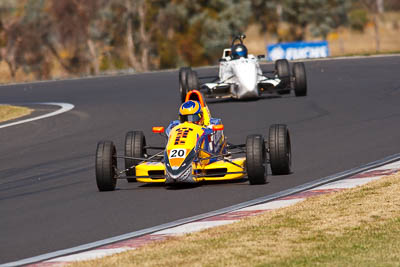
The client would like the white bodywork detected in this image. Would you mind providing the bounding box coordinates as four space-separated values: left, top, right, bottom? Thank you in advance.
203 49 281 99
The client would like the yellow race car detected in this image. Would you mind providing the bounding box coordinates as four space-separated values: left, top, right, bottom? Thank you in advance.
95 90 291 190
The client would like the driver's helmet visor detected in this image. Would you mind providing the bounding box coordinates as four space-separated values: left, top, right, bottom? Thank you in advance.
180 113 202 123
233 46 247 58
236 50 246 57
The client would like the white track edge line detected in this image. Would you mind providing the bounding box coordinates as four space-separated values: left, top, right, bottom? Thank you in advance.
0 103 75 129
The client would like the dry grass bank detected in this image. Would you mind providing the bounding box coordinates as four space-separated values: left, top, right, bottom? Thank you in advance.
72 171 400 266
0 105 33 123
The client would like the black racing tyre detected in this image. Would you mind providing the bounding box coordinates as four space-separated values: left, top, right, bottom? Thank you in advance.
96 140 117 191
186 69 199 92
179 67 191 103
246 134 267 185
269 124 291 175
125 131 146 182
275 59 290 94
293 62 307 96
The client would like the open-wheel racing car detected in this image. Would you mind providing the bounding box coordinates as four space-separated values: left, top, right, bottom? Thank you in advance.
95 90 292 191
179 34 307 102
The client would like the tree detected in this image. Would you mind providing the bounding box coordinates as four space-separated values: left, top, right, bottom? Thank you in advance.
160 0 252 67
281 0 350 41
0 0 54 79
0 0 366 80
46 0 104 74
357 0 383 52
123 0 168 71
250 0 279 34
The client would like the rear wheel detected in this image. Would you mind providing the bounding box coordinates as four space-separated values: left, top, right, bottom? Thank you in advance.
246 135 267 185
293 62 307 96
275 59 290 94
125 131 146 182
186 69 199 92
179 67 191 103
269 124 291 175
96 141 117 191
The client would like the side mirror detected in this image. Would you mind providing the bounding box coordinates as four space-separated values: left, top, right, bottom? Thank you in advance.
219 58 227 62
152 126 165 133
212 124 224 131
257 55 265 59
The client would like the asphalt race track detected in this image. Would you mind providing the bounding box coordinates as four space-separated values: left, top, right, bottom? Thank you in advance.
1 56 400 263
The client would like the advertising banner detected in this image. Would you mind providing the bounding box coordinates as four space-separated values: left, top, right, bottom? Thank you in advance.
267 41 329 61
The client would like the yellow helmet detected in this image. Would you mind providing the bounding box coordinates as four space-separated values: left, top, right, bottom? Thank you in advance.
179 100 203 124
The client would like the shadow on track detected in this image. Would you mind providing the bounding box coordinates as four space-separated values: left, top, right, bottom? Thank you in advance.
206 94 295 105
116 178 257 191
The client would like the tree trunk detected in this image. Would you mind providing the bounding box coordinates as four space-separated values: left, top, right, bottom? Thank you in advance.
138 2 149 71
373 14 380 52
87 39 99 75
125 0 142 72
6 60 16 79
339 36 345 55
377 0 384 13
43 39 75 73
3 47 17 79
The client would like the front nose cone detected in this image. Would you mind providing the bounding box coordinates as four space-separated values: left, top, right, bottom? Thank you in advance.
234 61 259 98
240 74 257 92
165 165 195 184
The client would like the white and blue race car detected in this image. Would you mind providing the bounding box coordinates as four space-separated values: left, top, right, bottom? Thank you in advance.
179 35 307 102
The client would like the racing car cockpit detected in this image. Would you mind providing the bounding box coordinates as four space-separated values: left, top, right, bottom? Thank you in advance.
184 90 211 126
165 90 220 136
219 34 248 62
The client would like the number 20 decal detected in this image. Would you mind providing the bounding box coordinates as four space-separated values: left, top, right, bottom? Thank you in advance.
169 149 186 158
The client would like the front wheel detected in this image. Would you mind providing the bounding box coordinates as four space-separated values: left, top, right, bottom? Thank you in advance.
96 141 117 191
269 124 291 175
246 135 267 185
275 59 290 94
125 131 146 182
293 62 307 96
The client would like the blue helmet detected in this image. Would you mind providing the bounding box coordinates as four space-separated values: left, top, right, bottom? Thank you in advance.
231 44 248 59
